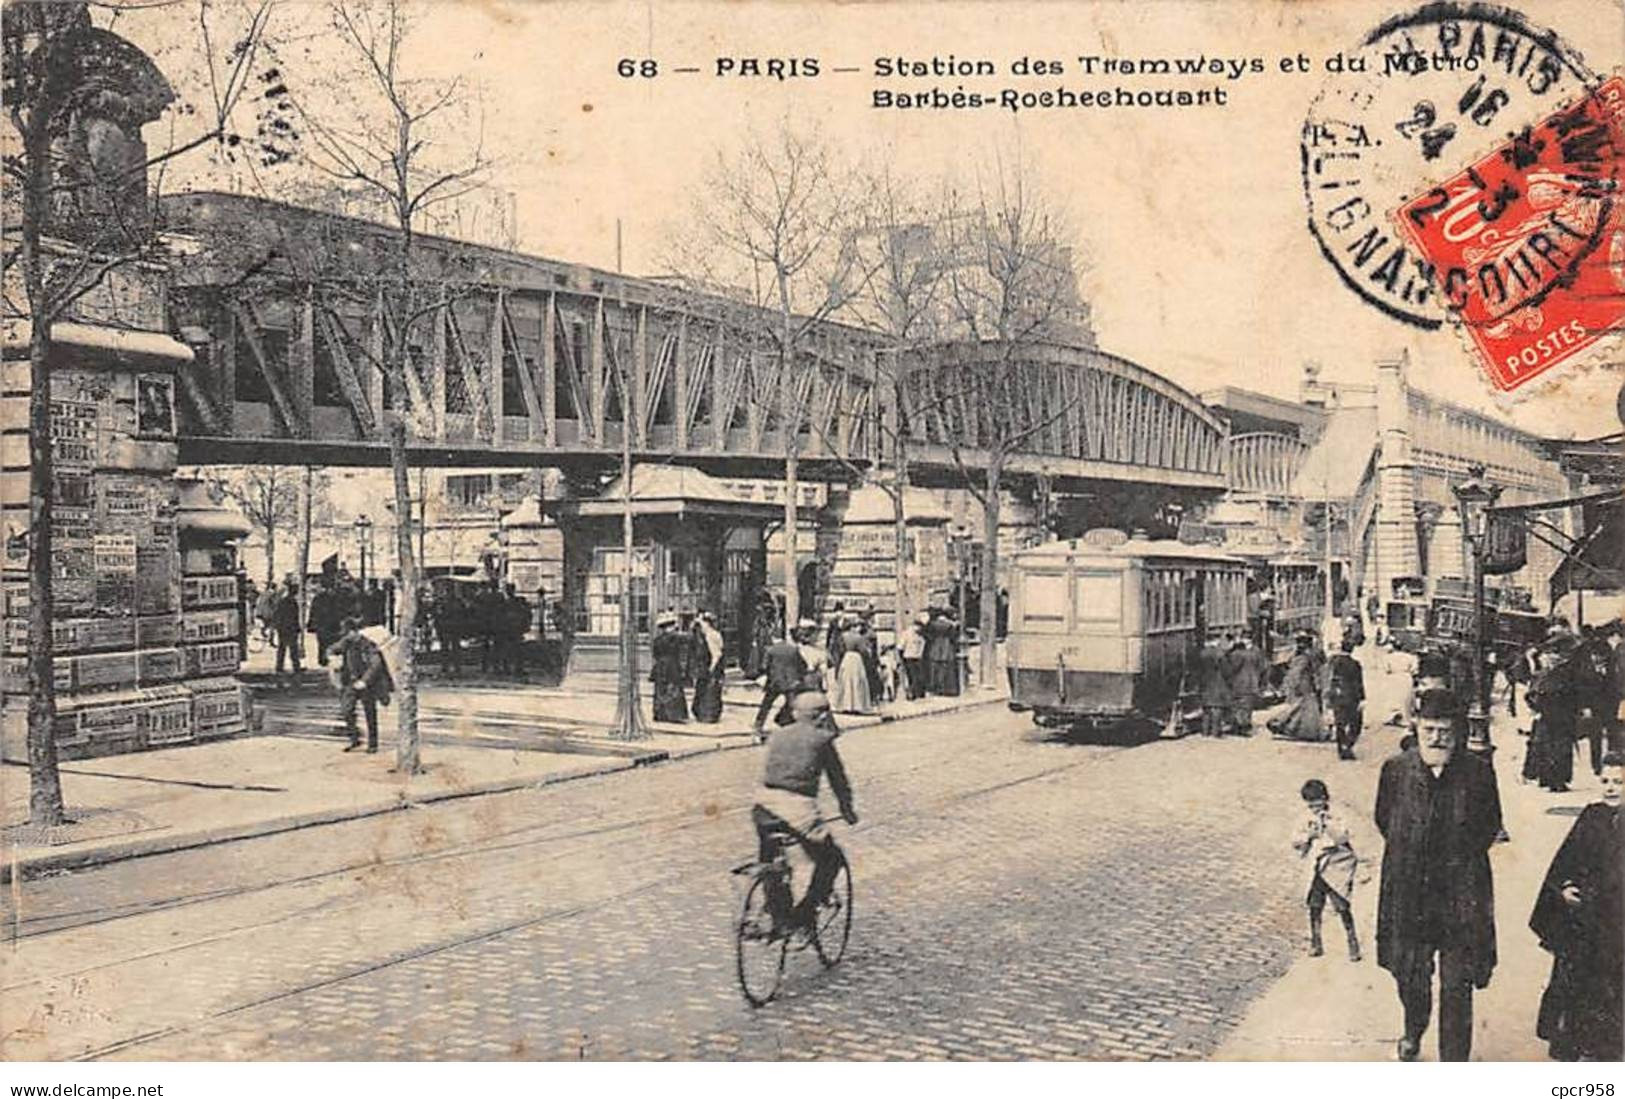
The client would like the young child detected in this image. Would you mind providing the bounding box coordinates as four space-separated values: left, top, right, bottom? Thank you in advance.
1291 779 1362 961
877 642 899 704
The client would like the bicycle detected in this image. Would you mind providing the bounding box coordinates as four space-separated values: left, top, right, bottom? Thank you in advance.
731 814 853 1007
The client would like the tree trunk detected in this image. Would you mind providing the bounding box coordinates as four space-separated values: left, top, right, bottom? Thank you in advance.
26 319 65 826
20 98 65 826
297 467 313 589
263 506 277 588
783 448 798 639
611 412 646 739
387 419 422 774
979 456 1003 690
889 366 910 638
892 470 908 638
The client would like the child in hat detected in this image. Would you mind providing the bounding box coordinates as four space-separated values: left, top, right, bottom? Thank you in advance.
1291 778 1362 960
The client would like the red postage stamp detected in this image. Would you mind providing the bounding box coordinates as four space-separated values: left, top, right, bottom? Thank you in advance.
1392 75 1625 392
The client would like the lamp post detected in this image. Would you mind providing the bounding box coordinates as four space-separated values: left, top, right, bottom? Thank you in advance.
1451 463 1503 755
354 514 374 587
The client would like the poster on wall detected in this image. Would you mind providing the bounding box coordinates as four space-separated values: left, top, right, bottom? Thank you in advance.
136 374 175 438
94 534 138 617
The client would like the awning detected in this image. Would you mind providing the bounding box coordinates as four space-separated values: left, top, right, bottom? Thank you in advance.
1550 496 1625 598
2 320 194 365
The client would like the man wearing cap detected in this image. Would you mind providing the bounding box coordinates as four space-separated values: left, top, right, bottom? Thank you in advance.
753 691 859 930
1375 688 1503 1062
753 619 811 741
326 616 391 753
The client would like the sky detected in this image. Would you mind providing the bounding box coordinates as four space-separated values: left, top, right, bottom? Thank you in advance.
122 0 1625 442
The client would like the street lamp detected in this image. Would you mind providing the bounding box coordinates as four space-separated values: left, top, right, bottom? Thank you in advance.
1451 462 1503 755
354 513 374 587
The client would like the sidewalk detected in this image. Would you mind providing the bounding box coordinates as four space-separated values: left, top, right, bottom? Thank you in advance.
0 672 1005 882
1216 652 1601 1062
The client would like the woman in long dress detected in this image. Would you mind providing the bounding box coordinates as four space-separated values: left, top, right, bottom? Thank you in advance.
832 619 873 715
1268 635 1326 741
1529 751 1622 1061
649 615 690 723
691 612 726 723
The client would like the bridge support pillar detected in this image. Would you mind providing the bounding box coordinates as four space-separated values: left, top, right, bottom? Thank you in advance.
1372 351 1422 607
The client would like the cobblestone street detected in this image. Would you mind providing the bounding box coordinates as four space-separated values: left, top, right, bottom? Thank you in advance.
3 691 1368 1063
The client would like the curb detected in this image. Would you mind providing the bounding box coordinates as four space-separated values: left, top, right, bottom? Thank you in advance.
2 692 1005 883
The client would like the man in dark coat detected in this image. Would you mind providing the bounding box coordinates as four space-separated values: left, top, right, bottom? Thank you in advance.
1325 636 1366 760
925 609 960 697
273 579 303 678
1375 689 1503 1062
436 584 467 678
754 621 811 741
307 579 341 669
649 613 690 723
326 616 391 753
1527 634 1581 792
1529 750 1623 1061
1199 637 1231 736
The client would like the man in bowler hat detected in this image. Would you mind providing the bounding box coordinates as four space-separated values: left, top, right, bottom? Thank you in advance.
1375 688 1502 1061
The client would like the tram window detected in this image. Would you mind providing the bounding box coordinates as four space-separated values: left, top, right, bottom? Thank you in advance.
1075 570 1120 622
1020 571 1067 631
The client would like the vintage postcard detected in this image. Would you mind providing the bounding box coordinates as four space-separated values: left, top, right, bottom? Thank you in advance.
2 0 1622 1078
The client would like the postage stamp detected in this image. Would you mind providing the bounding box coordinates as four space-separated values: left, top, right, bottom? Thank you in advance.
1392 75 1625 391
1301 2 1622 390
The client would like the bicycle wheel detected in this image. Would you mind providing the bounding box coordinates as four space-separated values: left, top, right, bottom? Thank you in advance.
735 873 788 1007
810 848 852 968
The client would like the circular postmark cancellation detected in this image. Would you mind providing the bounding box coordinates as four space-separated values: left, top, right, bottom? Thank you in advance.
1302 3 1624 391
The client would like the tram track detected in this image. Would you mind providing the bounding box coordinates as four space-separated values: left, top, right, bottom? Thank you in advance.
2 715 1154 1061
7 716 1132 947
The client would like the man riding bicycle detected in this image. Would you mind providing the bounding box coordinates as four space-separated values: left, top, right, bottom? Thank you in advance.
753 691 858 930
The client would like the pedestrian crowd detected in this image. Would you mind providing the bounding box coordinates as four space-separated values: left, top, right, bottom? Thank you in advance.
247 566 395 683
738 604 965 741
648 609 727 724
1280 611 1622 1063
248 567 543 685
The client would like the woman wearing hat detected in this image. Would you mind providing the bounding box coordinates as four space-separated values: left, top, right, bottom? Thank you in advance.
1268 633 1327 742
831 615 873 715
650 613 690 723
691 611 726 723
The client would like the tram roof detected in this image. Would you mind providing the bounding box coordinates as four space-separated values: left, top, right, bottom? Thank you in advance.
1014 537 1244 565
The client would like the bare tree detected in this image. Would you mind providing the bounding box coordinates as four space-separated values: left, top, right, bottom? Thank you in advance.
670 120 874 634
2 0 281 825
807 168 953 636
213 466 301 585
287 0 492 774
931 160 1093 687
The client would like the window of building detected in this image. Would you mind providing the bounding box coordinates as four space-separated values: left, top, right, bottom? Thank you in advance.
445 474 491 509
575 546 651 636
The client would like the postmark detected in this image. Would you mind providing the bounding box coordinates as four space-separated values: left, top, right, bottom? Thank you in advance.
1301 2 1611 337
1391 76 1625 390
